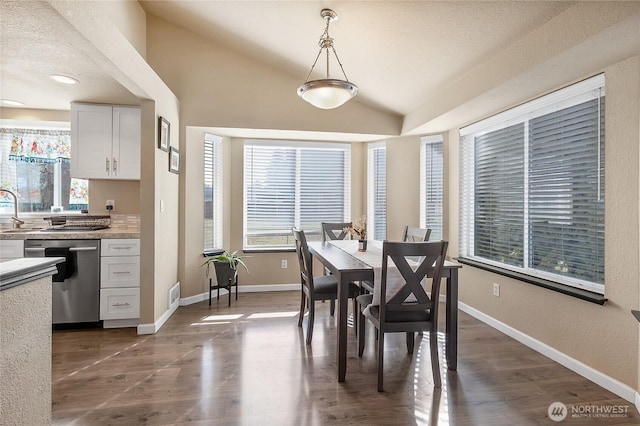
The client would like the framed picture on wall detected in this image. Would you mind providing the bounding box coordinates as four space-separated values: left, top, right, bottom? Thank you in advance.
158 116 170 151
169 146 180 174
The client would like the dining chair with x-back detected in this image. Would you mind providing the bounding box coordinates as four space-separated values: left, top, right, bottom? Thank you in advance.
292 227 360 345
402 225 431 242
357 240 448 391
321 222 353 242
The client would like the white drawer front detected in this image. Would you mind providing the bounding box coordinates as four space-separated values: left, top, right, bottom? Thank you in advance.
101 256 140 288
0 240 24 261
101 239 140 256
100 288 140 320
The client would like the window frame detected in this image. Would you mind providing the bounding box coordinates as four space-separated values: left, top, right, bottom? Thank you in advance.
203 133 223 252
419 135 444 241
243 139 351 251
459 74 606 298
367 142 386 241
0 123 89 216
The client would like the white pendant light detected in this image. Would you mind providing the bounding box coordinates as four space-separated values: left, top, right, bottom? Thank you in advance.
297 9 358 109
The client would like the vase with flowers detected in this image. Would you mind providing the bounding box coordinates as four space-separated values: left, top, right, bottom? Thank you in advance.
344 216 367 251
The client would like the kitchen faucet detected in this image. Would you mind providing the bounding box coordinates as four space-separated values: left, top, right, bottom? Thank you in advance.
0 188 25 228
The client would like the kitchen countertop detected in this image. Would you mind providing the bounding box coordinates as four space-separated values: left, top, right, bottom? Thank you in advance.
0 257 63 290
0 227 140 240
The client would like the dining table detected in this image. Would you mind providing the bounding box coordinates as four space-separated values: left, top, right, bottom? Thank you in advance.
307 239 462 382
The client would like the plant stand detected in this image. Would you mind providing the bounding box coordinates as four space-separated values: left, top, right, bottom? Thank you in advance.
209 262 238 307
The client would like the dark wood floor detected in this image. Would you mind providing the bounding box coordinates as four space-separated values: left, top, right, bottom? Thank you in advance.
52 291 638 425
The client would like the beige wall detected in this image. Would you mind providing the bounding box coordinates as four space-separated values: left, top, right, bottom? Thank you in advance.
48 1 181 326
445 56 639 388
178 133 366 295
88 180 140 215
385 136 421 241
101 0 147 59
145 15 402 137
0 108 70 122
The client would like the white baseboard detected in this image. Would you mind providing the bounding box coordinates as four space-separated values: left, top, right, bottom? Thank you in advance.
137 281 181 335
459 302 637 405
180 283 299 306
103 318 138 329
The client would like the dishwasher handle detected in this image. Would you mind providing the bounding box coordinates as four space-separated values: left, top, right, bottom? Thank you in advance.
25 246 98 253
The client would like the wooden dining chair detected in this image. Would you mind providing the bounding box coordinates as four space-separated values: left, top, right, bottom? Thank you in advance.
357 240 448 391
292 227 360 345
321 221 353 297
321 222 352 242
361 226 432 295
402 225 431 242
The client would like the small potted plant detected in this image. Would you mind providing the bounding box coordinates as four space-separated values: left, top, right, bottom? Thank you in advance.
202 250 250 292
344 216 367 251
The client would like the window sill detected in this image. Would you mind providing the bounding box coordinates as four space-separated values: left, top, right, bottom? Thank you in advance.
203 249 225 257
242 248 296 254
456 257 607 305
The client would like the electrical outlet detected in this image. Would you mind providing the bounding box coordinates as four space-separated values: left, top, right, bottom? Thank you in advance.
106 199 115 211
281 259 287 269
493 283 500 297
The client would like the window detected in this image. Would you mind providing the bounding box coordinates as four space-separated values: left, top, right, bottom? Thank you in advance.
368 143 386 240
244 140 351 249
204 133 223 252
420 135 444 240
459 75 605 294
0 126 88 214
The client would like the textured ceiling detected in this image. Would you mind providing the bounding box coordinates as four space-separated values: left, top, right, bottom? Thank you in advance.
0 0 139 111
0 1 573 117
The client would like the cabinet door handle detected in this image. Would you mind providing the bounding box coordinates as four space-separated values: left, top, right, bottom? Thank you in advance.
105 158 110 172
113 158 117 173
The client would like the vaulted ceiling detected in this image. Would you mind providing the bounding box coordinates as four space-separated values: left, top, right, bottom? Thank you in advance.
1 1 572 118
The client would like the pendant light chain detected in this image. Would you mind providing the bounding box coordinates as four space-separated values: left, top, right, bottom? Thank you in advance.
302 12 350 83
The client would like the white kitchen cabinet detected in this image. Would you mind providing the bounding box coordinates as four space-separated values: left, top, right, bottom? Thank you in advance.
101 256 140 288
71 103 141 180
100 239 140 328
100 288 140 320
0 240 24 262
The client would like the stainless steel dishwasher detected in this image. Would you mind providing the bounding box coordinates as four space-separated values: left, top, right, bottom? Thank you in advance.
24 239 101 326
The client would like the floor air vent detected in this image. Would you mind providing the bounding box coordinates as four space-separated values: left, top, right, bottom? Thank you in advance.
169 282 180 309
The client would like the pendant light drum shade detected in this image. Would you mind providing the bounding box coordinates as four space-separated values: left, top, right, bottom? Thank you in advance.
297 9 358 109
297 79 358 109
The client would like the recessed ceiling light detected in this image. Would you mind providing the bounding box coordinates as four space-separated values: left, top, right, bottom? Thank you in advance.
1 99 25 106
49 74 79 85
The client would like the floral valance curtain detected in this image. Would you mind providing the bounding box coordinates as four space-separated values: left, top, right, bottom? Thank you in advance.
1 128 71 163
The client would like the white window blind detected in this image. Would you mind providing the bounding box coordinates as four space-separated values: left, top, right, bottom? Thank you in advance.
459 74 605 294
420 135 444 240
204 134 223 251
244 140 351 249
368 143 386 240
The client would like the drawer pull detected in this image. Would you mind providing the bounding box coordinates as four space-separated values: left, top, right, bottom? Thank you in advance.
113 271 131 275
111 246 132 250
112 302 130 307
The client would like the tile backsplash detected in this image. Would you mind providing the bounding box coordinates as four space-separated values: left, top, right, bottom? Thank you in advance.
0 213 140 231
109 214 140 229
